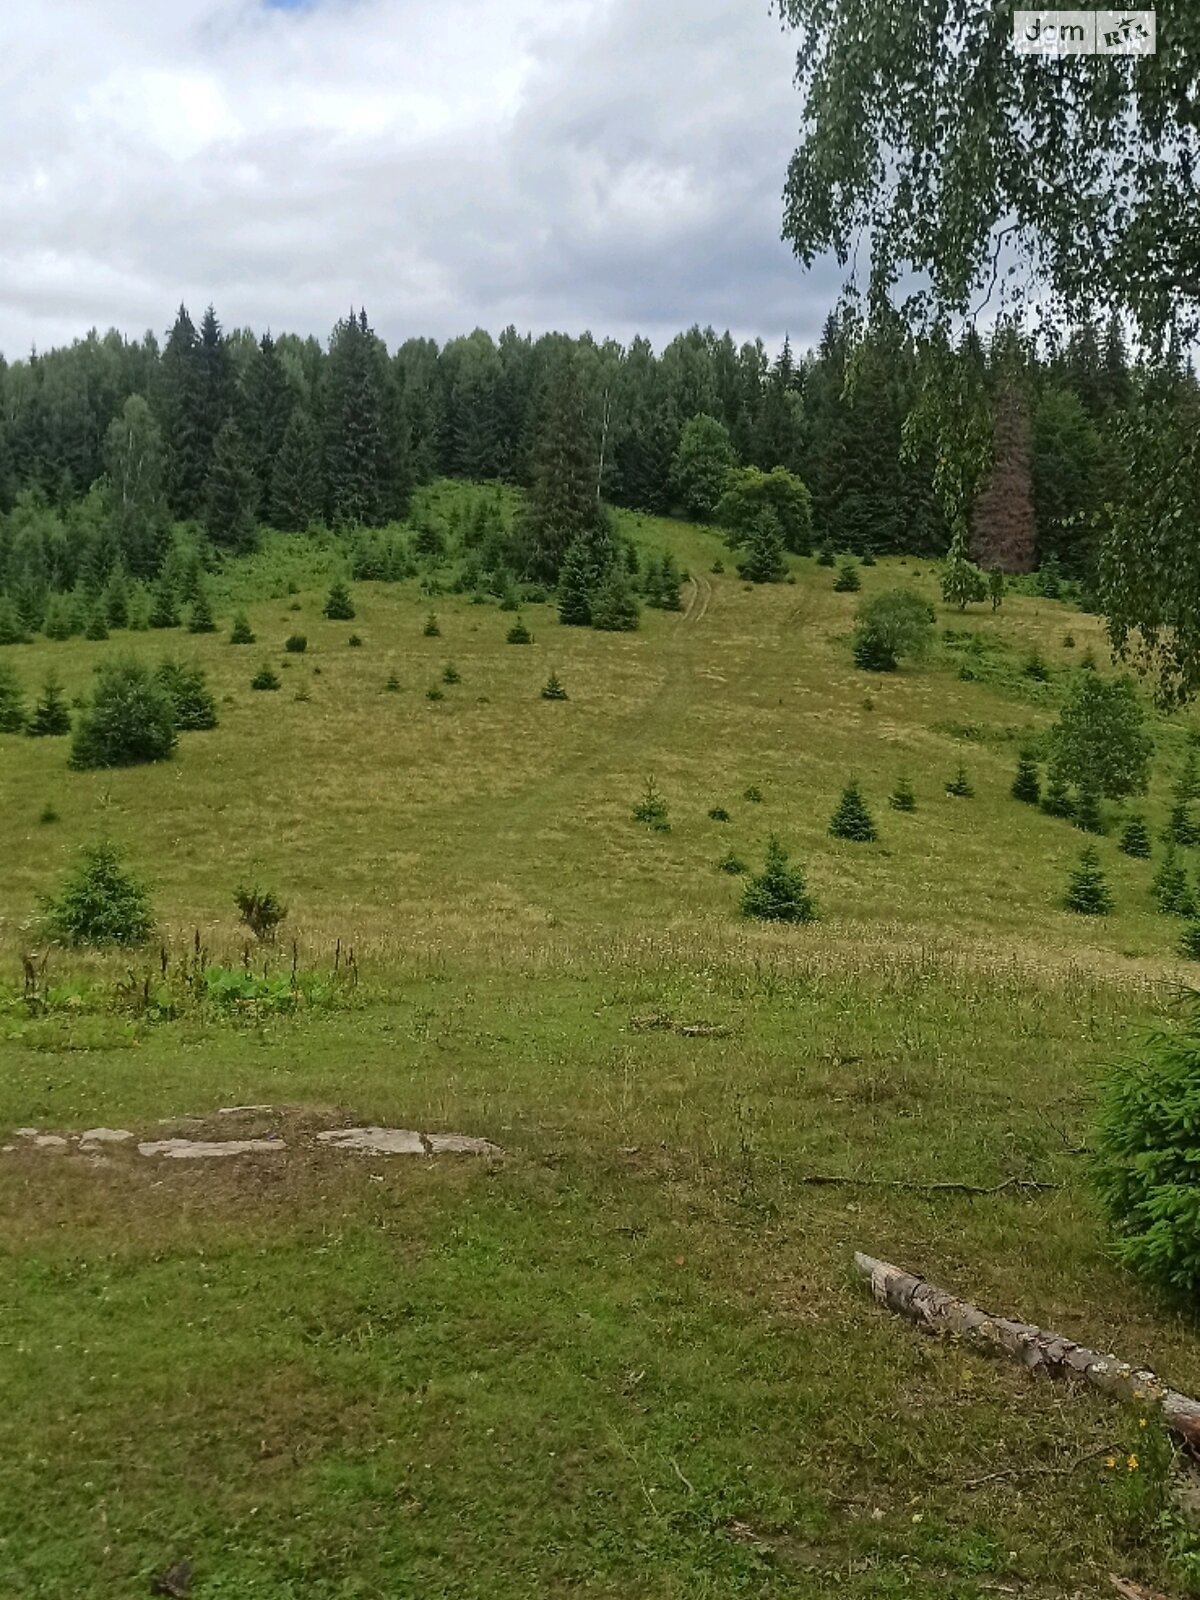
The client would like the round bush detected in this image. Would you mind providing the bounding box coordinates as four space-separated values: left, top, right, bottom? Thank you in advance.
69 659 178 770
1095 1005 1200 1298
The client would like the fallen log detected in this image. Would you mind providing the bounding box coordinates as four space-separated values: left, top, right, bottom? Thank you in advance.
854 1252 1200 1452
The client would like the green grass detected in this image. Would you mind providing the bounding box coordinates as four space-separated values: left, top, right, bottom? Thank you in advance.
2 487 1200 1596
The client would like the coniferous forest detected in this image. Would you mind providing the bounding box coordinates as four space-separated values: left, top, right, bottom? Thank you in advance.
0 300 1187 632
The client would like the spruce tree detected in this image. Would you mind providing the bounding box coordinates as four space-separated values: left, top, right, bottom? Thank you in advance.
740 836 817 923
423 613 441 638
738 509 787 584
229 613 256 645
889 776 917 812
1119 815 1152 858
157 304 207 519
655 551 684 611
1179 921 1200 962
1064 844 1112 915
150 580 180 630
506 617 533 644
0 663 26 732
541 671 568 701
1164 752 1200 846
946 763 975 798
590 561 640 632
832 557 861 592
1011 751 1041 805
323 580 356 621
187 584 217 634
69 659 178 770
1073 781 1105 835
242 331 293 515
205 417 259 552
85 605 109 642
557 536 594 626
829 780 878 841
43 596 74 640
251 664 281 691
324 308 394 528
26 675 71 737
1041 770 1075 818
271 406 323 532
988 567 1006 611
816 540 836 567
0 596 29 644
104 566 130 629
1153 847 1195 917
520 354 602 582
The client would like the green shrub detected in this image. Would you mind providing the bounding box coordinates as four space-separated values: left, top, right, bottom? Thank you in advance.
38 804 59 825
1119 815 1152 858
1063 844 1112 914
718 852 747 875
0 596 30 644
743 785 764 803
187 586 217 634
41 841 154 947
230 613 256 645
442 662 461 684
740 836 817 923
541 671 568 701
1023 650 1050 682
829 780 878 841
426 685 445 701
84 605 109 642
70 659 178 770
251 665 281 691
708 806 731 821
155 661 218 730
284 634 308 654
1040 771 1075 819
633 777 670 832
852 589 934 672
384 674 401 692
233 883 288 942
1094 1000 1200 1297
506 617 533 645
0 664 27 732
323 580 356 620
1073 782 1105 836
348 634 363 648
26 676 71 738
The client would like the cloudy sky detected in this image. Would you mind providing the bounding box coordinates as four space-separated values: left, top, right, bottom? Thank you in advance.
0 0 842 360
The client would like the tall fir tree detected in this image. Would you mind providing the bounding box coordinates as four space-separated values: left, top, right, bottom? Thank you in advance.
205 418 259 552
156 304 207 519
271 406 323 532
241 332 294 517
520 354 602 583
104 395 170 578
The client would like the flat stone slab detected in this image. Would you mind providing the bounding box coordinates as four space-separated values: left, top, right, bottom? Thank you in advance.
316 1127 426 1156
79 1128 134 1147
426 1133 502 1156
138 1138 286 1160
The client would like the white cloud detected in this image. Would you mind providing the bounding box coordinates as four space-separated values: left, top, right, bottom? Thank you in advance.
0 0 839 358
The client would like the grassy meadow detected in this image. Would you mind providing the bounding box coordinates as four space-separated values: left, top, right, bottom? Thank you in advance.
2 486 1200 1597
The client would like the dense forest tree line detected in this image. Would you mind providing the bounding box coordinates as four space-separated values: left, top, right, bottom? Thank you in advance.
0 300 1192 627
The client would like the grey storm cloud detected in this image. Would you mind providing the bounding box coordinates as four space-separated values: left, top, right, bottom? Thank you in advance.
0 0 844 358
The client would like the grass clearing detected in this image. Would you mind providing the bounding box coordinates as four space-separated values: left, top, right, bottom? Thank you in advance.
2 492 1200 1595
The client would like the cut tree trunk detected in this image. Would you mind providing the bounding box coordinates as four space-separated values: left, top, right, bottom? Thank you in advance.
854 1252 1200 1451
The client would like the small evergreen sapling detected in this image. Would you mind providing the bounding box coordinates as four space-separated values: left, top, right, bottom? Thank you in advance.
816 541 836 567
889 776 916 812
1152 847 1195 917
829 780 878 841
284 634 307 654
155 661 218 730
384 673 401 692
423 613 441 638
740 836 817 923
1011 751 1041 805
987 567 1005 611
633 777 670 832
0 664 26 732
743 785 764 803
718 852 747 874
26 676 71 737
541 671 568 701
149 582 180 630
1119 815 1152 858
832 558 861 593
347 634 363 648
1041 771 1075 818
1064 845 1112 915
946 763 974 798
442 662 461 684
323 580 356 621
0 596 29 645
1073 781 1105 835
85 605 110 642
506 617 533 645
708 806 731 821
230 613 256 644
187 585 217 634
42 841 155 947
1023 650 1050 682
251 665 281 691
590 563 641 630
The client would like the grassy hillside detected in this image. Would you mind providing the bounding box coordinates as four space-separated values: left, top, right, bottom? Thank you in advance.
3 486 1200 1598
